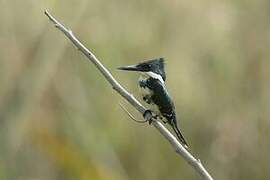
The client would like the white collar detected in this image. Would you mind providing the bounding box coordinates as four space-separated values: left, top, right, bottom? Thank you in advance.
145 72 165 84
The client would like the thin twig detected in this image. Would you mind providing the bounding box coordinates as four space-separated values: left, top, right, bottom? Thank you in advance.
44 10 214 180
119 102 148 123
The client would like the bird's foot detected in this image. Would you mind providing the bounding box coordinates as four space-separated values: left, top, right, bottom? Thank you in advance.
143 109 157 124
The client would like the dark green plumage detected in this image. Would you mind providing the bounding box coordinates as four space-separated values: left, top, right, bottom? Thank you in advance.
118 58 188 147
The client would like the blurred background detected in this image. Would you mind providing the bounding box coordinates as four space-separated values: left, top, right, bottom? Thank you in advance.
1 0 270 179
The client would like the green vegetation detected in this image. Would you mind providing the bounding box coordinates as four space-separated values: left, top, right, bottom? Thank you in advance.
0 0 269 179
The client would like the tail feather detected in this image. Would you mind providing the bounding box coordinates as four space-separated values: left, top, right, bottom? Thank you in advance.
170 119 188 148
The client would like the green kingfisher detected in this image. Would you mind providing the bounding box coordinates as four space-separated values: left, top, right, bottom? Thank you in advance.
118 58 188 147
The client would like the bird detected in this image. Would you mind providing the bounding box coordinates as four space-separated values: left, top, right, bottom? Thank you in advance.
117 58 188 147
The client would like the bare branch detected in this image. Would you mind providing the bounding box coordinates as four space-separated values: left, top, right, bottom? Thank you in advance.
44 10 214 180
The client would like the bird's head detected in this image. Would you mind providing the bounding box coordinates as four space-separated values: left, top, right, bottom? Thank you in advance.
117 58 166 81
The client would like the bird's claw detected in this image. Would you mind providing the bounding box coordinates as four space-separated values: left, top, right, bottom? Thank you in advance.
143 109 157 124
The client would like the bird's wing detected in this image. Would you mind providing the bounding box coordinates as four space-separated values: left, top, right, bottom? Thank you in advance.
147 78 175 115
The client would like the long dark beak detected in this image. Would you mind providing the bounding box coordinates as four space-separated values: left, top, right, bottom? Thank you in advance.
117 64 141 71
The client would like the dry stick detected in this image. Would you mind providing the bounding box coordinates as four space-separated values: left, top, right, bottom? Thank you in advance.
44 10 214 180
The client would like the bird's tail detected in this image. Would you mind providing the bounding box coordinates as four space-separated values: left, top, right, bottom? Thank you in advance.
170 118 188 148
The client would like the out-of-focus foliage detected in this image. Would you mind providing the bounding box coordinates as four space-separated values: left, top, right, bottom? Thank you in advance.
0 0 269 179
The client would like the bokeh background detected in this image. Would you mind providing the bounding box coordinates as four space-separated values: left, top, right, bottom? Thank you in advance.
1 0 270 179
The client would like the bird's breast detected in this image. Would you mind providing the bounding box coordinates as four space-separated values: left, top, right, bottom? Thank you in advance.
138 76 152 96
139 85 152 97
138 76 161 115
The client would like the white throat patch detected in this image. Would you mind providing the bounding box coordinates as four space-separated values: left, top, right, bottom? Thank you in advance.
145 72 164 84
